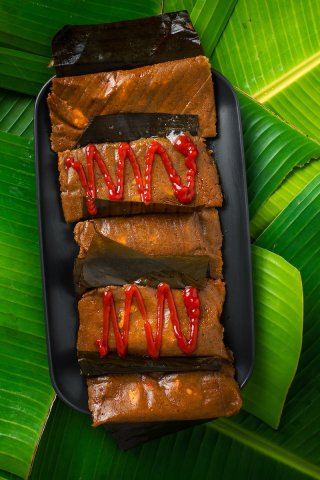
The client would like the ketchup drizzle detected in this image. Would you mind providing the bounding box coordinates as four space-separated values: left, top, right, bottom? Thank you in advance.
65 135 198 215
96 283 201 359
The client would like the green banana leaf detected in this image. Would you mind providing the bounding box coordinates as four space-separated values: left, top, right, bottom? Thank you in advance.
211 0 320 141
30 397 318 480
0 132 55 479
0 89 33 137
237 90 320 219
241 246 302 428
0 0 319 478
165 0 197 13
264 64 320 142
188 0 238 58
256 173 320 342
251 159 320 239
0 471 19 480
0 47 49 96
253 175 320 478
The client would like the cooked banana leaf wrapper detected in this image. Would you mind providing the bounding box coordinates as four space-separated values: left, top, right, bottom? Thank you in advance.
81 200 201 219
78 353 226 376
104 420 203 450
74 113 199 148
52 11 203 77
74 236 209 296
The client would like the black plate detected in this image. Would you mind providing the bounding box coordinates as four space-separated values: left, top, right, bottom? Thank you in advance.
34 70 254 417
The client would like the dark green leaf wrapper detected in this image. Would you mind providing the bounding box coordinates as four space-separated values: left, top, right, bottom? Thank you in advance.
74 113 199 148
78 353 226 376
52 11 203 77
82 199 202 218
74 236 209 296
104 420 204 450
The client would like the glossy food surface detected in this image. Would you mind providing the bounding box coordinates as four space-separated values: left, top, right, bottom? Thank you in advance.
48 56 216 151
87 370 242 424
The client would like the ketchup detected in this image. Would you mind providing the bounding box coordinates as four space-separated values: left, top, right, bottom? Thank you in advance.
66 135 198 215
96 283 201 359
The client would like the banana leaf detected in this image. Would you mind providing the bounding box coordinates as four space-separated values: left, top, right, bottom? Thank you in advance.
30 397 317 480
0 132 55 479
165 0 197 14
237 91 320 219
0 471 20 480
253 175 320 478
251 159 320 239
0 47 50 96
188 0 238 58
211 0 320 140
241 246 302 428
256 174 320 354
265 64 320 143
166 0 238 59
0 89 34 137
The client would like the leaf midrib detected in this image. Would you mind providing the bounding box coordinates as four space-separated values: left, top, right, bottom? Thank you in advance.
253 51 320 103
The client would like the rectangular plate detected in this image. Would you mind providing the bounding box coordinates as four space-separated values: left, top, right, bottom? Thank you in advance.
34 70 254 434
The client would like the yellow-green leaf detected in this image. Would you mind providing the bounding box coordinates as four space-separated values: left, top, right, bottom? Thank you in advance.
211 0 320 141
